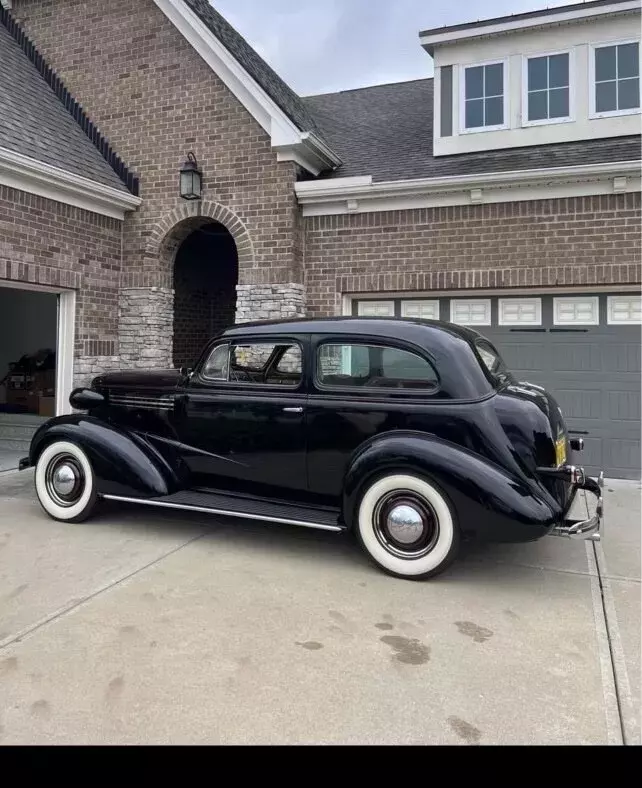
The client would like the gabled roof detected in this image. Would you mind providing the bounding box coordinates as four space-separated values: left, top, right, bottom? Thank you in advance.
304 79 642 182
183 0 324 138
0 22 128 191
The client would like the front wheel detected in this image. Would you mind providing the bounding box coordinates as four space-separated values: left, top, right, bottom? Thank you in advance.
355 473 459 580
35 440 98 523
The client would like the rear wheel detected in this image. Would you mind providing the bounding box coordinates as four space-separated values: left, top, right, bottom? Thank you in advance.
355 473 459 580
35 441 98 523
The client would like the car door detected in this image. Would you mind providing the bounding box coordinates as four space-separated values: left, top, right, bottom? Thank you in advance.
176 335 309 498
306 334 441 502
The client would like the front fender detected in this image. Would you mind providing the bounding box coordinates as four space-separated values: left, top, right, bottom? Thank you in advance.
28 415 182 498
343 431 561 543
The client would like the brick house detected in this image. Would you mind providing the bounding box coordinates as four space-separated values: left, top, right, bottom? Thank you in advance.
0 0 640 476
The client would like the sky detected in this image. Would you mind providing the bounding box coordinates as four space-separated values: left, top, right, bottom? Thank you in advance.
213 0 586 96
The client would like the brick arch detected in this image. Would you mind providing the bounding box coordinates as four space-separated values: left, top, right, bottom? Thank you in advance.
146 200 254 274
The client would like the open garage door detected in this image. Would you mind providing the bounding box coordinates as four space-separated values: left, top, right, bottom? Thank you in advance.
0 286 59 471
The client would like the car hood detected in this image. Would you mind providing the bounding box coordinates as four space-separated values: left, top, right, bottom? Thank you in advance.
92 369 182 391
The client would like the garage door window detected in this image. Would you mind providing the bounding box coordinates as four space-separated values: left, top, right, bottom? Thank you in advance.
607 296 642 324
553 297 599 325
498 298 542 326
357 301 395 317
401 300 440 320
450 299 491 326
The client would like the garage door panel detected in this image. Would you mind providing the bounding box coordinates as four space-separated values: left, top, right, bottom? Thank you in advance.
549 342 601 373
606 390 641 421
602 438 641 478
555 389 602 420
601 342 641 374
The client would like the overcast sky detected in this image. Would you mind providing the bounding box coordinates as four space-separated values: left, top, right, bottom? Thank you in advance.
213 0 585 96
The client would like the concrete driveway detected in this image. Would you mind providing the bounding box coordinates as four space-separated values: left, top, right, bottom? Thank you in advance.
0 470 639 745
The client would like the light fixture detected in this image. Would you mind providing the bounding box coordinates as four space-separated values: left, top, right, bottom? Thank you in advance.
179 152 202 200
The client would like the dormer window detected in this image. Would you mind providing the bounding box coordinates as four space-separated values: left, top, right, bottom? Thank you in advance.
460 59 508 132
523 51 572 125
590 40 640 118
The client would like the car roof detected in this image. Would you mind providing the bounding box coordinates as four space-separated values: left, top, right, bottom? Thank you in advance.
222 316 483 347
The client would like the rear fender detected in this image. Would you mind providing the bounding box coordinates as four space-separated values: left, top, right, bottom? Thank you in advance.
343 431 560 542
28 415 182 498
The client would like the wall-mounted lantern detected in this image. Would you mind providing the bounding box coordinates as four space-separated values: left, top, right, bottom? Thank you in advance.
179 152 202 200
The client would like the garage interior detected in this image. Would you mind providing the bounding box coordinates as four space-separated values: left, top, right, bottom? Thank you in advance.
0 286 57 472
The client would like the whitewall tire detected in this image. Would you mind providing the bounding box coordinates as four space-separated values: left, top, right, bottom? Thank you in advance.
356 473 459 580
35 441 98 523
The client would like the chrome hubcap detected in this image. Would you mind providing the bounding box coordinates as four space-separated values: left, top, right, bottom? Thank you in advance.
373 492 439 560
386 504 425 545
45 454 85 507
52 464 77 497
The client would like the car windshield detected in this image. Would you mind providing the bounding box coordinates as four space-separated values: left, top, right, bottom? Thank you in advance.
475 339 510 385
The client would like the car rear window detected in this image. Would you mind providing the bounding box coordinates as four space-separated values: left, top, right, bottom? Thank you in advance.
475 339 509 384
317 343 439 391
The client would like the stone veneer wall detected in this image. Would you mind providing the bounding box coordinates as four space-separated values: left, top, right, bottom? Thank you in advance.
236 284 306 324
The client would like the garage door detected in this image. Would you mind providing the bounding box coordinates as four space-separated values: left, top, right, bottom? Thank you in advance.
354 292 641 480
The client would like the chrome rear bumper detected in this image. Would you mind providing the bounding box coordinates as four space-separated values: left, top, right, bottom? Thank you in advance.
549 471 604 542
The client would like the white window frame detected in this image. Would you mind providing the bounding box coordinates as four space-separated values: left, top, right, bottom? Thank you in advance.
450 298 492 326
607 295 642 324
498 298 542 326
553 296 600 326
401 300 440 320
357 300 395 317
589 38 641 119
521 49 574 127
459 58 509 134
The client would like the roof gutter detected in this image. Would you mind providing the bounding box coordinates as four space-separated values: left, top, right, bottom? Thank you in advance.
419 1 640 54
0 146 142 219
295 160 641 216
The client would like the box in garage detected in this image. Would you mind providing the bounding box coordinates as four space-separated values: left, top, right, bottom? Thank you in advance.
38 396 56 417
33 370 56 396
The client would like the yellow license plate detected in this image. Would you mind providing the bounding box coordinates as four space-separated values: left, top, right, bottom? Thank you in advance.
555 437 567 467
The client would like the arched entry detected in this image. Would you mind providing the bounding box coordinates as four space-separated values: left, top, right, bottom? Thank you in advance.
172 221 238 368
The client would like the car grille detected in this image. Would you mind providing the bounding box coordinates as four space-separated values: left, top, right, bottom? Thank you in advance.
107 392 174 411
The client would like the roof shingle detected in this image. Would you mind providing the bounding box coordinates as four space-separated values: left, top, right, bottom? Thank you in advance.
0 23 129 191
304 79 642 182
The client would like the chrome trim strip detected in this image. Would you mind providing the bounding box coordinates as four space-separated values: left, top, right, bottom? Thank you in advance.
101 494 343 532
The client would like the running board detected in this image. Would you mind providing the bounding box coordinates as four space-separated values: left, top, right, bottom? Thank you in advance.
101 490 344 533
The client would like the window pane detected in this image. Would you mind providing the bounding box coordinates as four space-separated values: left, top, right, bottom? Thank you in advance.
595 46 617 81
618 77 640 110
317 344 438 390
596 80 617 112
549 87 569 118
528 90 548 120
202 344 229 380
485 96 503 125
465 98 484 127
485 63 503 96
465 66 484 99
618 42 640 79
528 56 548 91
275 346 302 374
549 53 569 88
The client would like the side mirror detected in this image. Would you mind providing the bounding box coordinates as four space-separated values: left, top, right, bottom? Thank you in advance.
179 366 193 378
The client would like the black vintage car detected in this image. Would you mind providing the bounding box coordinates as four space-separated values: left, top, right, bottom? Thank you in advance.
20 317 603 580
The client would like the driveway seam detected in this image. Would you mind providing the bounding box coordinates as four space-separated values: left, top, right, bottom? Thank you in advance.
0 531 205 652
592 540 638 745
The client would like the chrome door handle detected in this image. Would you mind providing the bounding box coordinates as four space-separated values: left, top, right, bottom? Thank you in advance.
282 407 303 413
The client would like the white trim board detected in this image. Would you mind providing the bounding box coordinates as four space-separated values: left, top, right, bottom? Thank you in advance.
420 2 641 53
152 0 340 175
296 160 641 216
0 146 141 219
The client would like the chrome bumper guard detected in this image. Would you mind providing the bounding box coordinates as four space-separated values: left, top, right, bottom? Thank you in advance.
548 469 604 542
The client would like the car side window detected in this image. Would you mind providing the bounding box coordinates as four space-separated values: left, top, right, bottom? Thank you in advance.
202 343 230 380
317 343 438 391
230 342 302 386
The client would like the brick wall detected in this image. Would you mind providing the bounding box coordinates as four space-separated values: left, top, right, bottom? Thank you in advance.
304 193 642 316
0 185 123 365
